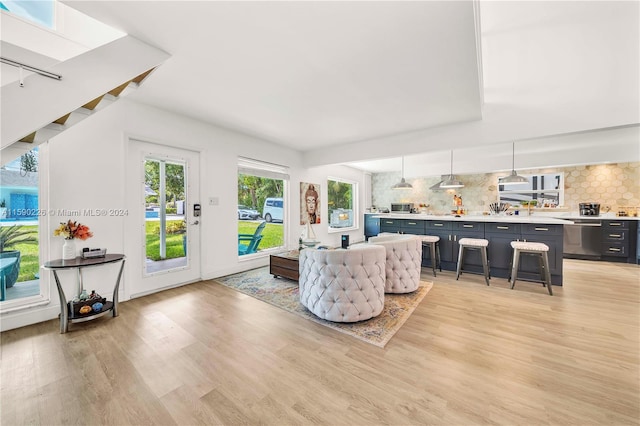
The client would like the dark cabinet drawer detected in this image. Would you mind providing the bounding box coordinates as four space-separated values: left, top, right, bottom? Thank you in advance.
426 221 452 231
380 219 402 234
603 220 630 230
602 243 627 257
485 222 521 234
380 219 401 227
453 222 484 233
521 224 563 236
401 219 426 235
602 230 628 242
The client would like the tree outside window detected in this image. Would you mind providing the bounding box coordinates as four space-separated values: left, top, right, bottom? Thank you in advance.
328 178 356 230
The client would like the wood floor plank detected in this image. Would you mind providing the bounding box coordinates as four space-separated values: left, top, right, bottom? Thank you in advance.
1 259 638 425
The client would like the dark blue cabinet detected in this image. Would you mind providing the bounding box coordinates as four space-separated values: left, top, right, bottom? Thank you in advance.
377 217 565 285
364 213 380 241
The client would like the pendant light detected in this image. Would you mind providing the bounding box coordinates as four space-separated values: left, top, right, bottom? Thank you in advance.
499 142 529 185
392 156 413 190
439 150 464 189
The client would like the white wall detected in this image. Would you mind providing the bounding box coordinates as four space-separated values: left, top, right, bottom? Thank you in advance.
0 99 369 331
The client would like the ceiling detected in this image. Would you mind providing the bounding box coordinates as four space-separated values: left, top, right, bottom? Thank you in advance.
59 1 640 173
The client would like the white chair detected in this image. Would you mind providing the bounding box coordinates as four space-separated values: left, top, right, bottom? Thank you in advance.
368 234 422 293
298 245 386 322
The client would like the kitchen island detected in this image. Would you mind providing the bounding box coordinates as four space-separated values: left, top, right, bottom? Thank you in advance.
371 214 573 285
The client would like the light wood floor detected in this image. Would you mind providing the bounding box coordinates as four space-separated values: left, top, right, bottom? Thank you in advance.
2 259 639 425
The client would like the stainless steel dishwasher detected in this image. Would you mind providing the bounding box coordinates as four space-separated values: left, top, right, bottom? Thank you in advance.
563 219 602 259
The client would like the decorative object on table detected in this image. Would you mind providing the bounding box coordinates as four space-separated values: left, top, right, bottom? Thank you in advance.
215 266 433 348
70 290 106 316
54 219 93 260
489 202 510 215
453 194 464 215
82 248 107 259
300 221 318 247
300 182 321 225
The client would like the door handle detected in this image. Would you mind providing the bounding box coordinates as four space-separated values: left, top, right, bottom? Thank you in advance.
190 220 199 225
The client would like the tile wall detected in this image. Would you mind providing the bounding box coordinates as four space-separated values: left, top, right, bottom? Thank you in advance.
371 162 639 215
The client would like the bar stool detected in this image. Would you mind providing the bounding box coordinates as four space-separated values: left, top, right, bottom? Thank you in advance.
421 235 441 277
508 241 553 296
456 238 490 285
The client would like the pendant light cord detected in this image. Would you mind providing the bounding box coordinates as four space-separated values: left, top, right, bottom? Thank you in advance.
450 150 454 175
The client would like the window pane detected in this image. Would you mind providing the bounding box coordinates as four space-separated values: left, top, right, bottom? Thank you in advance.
328 179 355 229
1 147 41 302
238 172 285 255
144 159 187 274
1 1 55 28
499 173 564 207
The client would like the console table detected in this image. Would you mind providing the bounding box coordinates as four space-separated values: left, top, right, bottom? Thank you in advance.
43 254 125 333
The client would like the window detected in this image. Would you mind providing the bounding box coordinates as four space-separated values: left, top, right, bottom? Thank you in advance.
328 177 357 232
237 158 289 256
0 1 55 28
1 146 48 310
498 172 564 207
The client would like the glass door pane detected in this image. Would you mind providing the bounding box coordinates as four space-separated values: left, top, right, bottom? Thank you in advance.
1 147 40 302
144 158 187 274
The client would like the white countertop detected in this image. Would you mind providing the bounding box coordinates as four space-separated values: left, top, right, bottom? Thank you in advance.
542 213 640 221
371 213 573 224
369 212 639 223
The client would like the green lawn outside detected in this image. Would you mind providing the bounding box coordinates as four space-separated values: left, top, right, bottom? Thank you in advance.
238 221 284 252
146 220 186 261
7 225 39 282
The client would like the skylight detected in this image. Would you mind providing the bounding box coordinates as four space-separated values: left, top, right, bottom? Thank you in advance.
0 0 55 28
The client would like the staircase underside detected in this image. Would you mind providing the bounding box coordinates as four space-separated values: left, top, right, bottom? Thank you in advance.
1 35 170 165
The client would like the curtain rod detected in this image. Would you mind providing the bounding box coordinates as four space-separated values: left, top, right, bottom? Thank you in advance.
1 57 62 80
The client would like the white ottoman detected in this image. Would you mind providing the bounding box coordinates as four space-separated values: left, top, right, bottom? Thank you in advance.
298 245 386 322
368 234 423 293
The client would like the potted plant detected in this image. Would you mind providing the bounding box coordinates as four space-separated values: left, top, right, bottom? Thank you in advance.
0 225 37 289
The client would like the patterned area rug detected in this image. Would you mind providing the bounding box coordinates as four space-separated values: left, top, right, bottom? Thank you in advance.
215 266 433 348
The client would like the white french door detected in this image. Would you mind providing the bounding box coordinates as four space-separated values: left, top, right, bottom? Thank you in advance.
126 139 201 298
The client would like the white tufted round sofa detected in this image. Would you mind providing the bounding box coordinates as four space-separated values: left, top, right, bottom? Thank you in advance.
367 233 423 293
298 245 386 322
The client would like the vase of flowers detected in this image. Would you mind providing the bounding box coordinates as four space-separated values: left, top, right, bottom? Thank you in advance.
54 220 93 260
